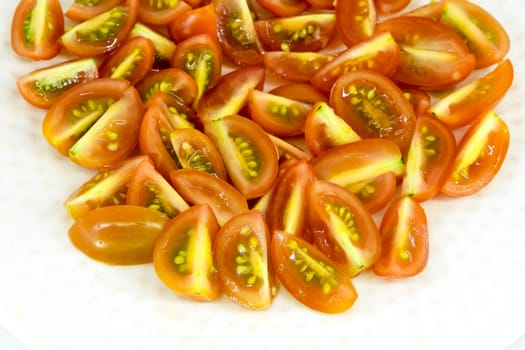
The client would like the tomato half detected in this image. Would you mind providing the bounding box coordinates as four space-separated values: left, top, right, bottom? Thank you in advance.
376 16 476 90
167 4 218 43
136 68 198 106
441 110 510 197
271 231 358 313
17 58 99 109
137 0 191 25
65 0 124 22
330 69 417 153
11 0 64 60
69 205 169 265
153 203 221 301
264 51 334 83
336 0 376 47
214 210 277 309
255 0 309 17
269 83 328 105
204 115 279 199
401 116 456 202
98 36 155 85
373 196 429 279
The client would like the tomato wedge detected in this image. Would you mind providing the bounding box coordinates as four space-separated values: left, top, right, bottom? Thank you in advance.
153 203 221 301
137 0 191 25
374 0 410 14
65 0 124 22
11 0 64 60
255 0 309 17
264 51 334 83
129 22 177 69
136 68 198 106
336 0 376 47
167 4 218 43
214 210 276 309
271 231 358 314
269 83 328 105
373 196 429 279
441 110 510 197
69 205 169 265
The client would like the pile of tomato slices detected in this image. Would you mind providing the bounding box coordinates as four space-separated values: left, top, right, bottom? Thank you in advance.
11 0 512 313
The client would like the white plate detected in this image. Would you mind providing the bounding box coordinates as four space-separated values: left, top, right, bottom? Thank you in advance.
1 1 524 349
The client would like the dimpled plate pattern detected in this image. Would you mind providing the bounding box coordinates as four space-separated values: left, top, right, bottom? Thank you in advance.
0 1 524 349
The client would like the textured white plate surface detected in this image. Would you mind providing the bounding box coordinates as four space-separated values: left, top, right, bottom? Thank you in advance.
1 1 524 349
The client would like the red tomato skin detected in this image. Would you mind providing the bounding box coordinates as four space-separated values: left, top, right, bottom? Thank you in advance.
66 0 124 22
255 0 310 17
264 51 334 84
136 68 198 106
374 0 410 14
167 4 218 43
137 0 191 25
336 0 376 47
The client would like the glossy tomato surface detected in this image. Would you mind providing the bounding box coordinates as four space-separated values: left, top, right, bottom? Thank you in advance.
65 0 124 21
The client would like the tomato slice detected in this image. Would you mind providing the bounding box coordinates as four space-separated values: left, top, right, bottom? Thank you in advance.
167 4 218 43
17 58 99 109
69 205 169 265
255 13 336 52
336 0 376 47
247 89 312 137
306 179 381 276
60 0 139 57
11 0 64 60
197 67 265 123
204 115 279 199
98 36 155 85
441 110 510 197
304 0 333 9
214 210 276 309
214 0 264 66
373 196 429 279
264 51 334 83
153 203 221 301
266 160 317 237
136 68 198 106
403 1 444 20
440 1 510 69
65 0 124 22
402 88 431 118
65 155 149 220
374 0 410 14
329 69 417 153
171 34 223 109
169 128 227 180
269 83 328 105
267 134 312 163
271 231 358 313
137 0 191 25
169 169 248 226
129 22 177 70
126 159 190 218
430 59 514 129
401 116 456 202
255 0 309 17
376 16 476 90
311 32 400 92
304 102 361 156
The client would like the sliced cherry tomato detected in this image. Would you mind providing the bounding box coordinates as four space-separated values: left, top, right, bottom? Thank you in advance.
11 0 64 60
311 32 400 92
402 88 432 118
430 59 514 129
374 0 410 14
153 203 221 301
60 0 139 57
214 210 276 309
304 0 333 9
271 231 358 313
330 69 417 153
441 110 510 197
169 169 248 226
306 179 381 276
214 0 264 66
247 89 312 137
98 36 155 85
376 16 476 90
373 196 429 279
167 4 218 43
146 91 197 127
441 0 510 69
169 128 227 180
126 159 190 217
304 102 361 156
171 34 223 109
129 22 177 69
69 205 169 265
255 13 336 52
336 0 376 47
197 66 265 123
65 0 124 22
269 83 328 104
204 115 279 199
17 58 99 109
267 134 312 163
401 116 456 202
257 0 309 17
137 0 191 25
266 160 316 237
264 51 334 83
403 1 444 20
136 68 198 106
65 155 149 220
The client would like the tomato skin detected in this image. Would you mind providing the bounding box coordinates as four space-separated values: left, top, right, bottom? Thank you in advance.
269 83 328 105
11 0 64 60
264 51 334 83
214 210 276 310
374 0 410 14
255 0 309 17
99 36 155 85
330 69 417 154
441 110 510 198
336 0 376 47
167 4 218 43
153 203 221 301
65 0 124 22
373 196 429 279
136 68 198 106
271 231 358 314
402 88 431 118
69 205 169 265
137 0 191 25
